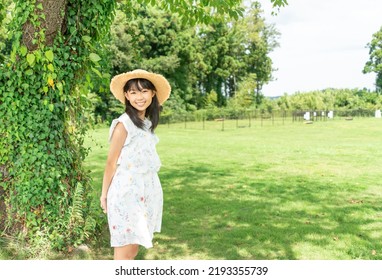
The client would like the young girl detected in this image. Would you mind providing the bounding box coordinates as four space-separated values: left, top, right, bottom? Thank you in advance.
100 69 171 260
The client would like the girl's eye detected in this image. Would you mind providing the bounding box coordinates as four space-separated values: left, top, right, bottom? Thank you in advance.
128 90 149 94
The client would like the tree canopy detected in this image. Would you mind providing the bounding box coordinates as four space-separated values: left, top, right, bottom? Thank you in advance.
363 25 382 93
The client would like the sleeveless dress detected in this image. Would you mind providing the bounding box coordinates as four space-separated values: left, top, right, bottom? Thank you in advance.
106 113 163 249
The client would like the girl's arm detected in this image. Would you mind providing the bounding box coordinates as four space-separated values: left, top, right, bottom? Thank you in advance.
100 122 127 213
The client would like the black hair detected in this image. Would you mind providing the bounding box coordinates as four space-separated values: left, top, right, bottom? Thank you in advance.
123 78 160 132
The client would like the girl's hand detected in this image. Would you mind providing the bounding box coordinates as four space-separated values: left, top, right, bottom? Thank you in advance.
100 196 107 214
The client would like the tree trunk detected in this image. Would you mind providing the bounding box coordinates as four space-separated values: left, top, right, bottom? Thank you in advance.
0 0 100 248
22 0 67 51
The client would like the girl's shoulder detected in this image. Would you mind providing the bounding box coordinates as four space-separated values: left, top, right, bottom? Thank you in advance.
120 113 153 132
117 112 131 123
116 113 136 129
109 113 135 142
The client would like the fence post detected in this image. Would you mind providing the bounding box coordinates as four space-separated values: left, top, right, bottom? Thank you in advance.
283 110 285 125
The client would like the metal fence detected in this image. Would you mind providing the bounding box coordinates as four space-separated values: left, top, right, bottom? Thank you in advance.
159 108 381 130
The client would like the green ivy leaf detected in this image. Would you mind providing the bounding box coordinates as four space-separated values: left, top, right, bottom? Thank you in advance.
45 50 54 62
25 69 33 76
47 64 54 72
48 104 54 112
89 53 101 63
27 53 35 66
91 67 102 78
69 26 76 35
82 35 91 42
20 46 28 56
56 82 63 94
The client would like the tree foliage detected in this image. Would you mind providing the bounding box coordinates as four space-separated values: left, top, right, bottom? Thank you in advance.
271 88 382 111
364 25 382 93
102 2 279 120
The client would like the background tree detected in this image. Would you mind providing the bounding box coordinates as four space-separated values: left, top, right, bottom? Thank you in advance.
241 2 280 99
194 3 279 108
197 21 233 106
101 1 280 120
227 73 257 109
363 26 382 93
107 4 195 116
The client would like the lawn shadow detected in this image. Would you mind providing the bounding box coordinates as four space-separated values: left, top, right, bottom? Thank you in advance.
139 162 382 260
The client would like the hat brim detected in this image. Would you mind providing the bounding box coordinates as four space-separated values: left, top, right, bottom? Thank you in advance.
110 69 171 105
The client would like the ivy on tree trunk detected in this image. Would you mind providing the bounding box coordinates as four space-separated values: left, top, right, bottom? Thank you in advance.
0 0 116 251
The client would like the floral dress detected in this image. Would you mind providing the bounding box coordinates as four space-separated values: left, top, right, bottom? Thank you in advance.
107 113 163 249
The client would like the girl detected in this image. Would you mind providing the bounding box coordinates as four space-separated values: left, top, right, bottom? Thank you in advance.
100 69 171 260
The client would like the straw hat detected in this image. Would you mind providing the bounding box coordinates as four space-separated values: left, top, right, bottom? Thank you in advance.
110 69 171 105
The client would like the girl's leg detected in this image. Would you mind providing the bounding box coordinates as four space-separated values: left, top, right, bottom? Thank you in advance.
114 244 139 260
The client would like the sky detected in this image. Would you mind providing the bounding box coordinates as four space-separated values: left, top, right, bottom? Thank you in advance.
255 0 381 97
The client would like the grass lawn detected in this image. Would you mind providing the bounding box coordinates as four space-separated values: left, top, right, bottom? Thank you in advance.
83 117 382 260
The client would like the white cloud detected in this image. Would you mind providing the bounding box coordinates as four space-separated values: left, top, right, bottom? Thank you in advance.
256 0 381 96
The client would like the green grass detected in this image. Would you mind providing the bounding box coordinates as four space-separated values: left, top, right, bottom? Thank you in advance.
2 117 381 259
84 117 382 260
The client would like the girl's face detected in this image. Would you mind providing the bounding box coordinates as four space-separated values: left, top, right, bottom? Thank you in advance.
124 82 155 114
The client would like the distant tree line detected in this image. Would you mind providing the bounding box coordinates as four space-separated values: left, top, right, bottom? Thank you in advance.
270 88 382 112
165 88 382 123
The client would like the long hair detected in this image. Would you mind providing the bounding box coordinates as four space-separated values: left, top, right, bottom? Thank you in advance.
123 78 160 132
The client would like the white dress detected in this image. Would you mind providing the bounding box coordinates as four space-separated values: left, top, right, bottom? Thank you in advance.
107 113 163 249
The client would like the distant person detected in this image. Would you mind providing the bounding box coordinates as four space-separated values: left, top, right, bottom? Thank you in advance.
100 69 171 260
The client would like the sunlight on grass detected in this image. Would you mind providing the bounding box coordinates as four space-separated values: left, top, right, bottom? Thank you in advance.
81 118 382 260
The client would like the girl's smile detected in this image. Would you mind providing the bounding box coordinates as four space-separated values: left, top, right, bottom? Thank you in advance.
125 88 155 116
